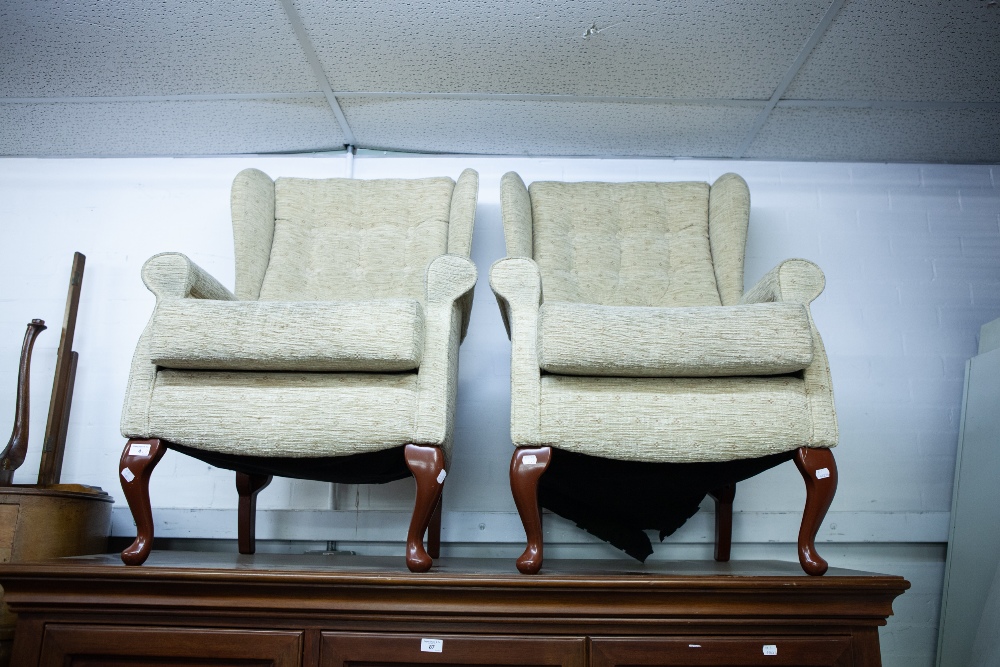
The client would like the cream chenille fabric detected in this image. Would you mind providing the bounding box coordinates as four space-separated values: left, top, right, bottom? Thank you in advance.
491 172 838 463
121 169 478 460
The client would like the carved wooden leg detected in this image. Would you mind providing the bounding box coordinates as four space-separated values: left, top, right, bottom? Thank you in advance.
794 447 838 576
236 471 272 555
403 444 445 573
510 446 552 575
709 483 736 562
427 493 443 560
119 438 167 566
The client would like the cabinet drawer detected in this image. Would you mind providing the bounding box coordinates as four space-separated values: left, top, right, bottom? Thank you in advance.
590 636 853 666
39 624 303 667
320 632 586 666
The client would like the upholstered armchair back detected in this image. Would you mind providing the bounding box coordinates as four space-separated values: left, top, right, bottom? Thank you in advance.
230 169 477 304
509 173 750 307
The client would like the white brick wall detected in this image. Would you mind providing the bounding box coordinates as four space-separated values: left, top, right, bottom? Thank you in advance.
0 156 997 667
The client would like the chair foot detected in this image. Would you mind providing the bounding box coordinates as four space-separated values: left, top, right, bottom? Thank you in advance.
794 447 838 576
236 472 272 555
119 438 167 566
404 444 445 573
709 483 736 562
510 447 552 575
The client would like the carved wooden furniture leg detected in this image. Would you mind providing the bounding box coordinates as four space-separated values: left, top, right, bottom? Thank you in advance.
403 444 445 573
510 446 552 575
427 494 443 560
0 319 46 485
794 446 838 576
119 438 167 566
709 483 736 562
236 472 272 555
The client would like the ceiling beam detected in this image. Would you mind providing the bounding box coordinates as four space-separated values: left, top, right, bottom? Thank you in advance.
278 0 356 146
734 0 848 158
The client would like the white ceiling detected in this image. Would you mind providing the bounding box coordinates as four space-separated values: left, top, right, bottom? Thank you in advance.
2 0 999 162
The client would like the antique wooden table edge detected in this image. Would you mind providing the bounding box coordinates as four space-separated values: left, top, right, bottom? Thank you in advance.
0 552 910 666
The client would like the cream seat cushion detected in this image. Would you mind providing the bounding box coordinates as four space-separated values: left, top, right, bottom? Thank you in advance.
149 298 424 372
537 301 814 377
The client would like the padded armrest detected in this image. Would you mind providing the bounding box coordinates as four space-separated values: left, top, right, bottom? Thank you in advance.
141 253 236 301
426 254 477 341
740 258 826 306
490 257 544 445
489 257 542 339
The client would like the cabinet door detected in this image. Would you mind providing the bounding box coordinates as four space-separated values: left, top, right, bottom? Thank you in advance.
320 632 586 666
590 637 854 667
39 625 302 667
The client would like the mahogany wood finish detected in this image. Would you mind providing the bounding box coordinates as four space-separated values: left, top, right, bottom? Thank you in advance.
590 636 853 666
403 444 445 573
709 483 736 563
322 632 586 666
40 626 302 667
0 552 909 667
0 320 46 486
794 446 839 576
118 438 167 566
510 446 552 575
236 471 273 555
37 252 85 487
427 494 442 560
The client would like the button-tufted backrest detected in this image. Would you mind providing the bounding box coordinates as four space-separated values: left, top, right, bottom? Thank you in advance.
529 180 722 307
257 176 455 303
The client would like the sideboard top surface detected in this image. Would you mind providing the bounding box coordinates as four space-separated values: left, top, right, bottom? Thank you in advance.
0 550 907 588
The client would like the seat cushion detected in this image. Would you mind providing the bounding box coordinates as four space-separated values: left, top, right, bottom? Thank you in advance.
539 374 814 462
538 301 814 377
145 369 419 457
149 299 423 372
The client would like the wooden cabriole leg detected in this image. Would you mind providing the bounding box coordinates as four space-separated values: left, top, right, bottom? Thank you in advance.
794 446 838 576
427 493 443 560
709 483 736 562
119 438 167 566
236 472 272 555
403 444 445 573
509 446 552 575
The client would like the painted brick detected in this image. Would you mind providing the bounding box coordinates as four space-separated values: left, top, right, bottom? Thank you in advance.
920 165 995 188
928 210 1000 235
890 186 963 213
959 187 1000 213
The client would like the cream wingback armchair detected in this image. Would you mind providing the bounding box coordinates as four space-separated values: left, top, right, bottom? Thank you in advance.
119 168 478 573
491 172 838 575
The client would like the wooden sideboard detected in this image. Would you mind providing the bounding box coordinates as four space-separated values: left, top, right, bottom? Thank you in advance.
0 551 908 666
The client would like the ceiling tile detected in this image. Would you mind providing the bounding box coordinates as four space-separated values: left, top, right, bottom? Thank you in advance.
746 106 1000 163
0 0 318 97
341 97 761 157
0 99 344 156
785 0 1000 102
296 0 829 99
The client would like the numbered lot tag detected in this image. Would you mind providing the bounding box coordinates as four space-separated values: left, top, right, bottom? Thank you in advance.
523 454 537 465
816 467 830 479
763 644 778 655
120 467 135 483
421 638 443 653
129 443 151 457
